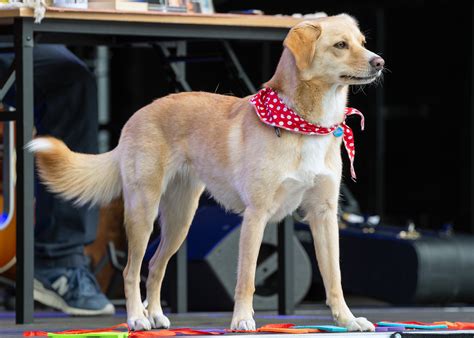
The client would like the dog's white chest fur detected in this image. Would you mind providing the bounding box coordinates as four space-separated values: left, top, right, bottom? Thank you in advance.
270 135 336 222
294 135 334 179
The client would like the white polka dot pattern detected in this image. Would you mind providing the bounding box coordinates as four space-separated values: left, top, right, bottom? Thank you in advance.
249 87 365 181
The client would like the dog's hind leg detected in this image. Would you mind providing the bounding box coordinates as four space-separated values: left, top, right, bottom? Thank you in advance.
146 172 204 329
123 174 164 331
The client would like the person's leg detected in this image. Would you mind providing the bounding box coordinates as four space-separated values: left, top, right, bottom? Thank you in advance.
32 45 100 269
0 45 114 315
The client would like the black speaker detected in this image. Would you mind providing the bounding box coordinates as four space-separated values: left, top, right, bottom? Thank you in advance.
340 226 474 304
298 222 474 305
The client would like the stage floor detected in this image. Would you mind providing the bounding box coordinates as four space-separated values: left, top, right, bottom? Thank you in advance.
1 306 474 337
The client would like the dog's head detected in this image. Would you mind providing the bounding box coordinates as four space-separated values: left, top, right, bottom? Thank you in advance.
284 14 384 85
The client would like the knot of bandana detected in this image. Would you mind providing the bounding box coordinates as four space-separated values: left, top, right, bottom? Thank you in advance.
249 87 364 181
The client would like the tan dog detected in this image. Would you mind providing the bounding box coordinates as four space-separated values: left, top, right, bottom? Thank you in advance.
28 14 384 332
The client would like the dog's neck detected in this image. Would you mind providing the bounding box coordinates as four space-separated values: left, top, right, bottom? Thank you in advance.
265 49 348 127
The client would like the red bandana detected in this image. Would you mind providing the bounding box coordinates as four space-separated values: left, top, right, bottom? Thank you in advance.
249 87 364 181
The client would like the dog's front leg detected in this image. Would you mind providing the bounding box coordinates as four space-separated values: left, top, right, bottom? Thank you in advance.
231 208 269 331
303 175 374 332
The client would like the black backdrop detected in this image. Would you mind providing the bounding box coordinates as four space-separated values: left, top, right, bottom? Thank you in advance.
109 0 473 234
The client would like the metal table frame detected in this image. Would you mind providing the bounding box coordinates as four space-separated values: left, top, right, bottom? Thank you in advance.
2 15 296 324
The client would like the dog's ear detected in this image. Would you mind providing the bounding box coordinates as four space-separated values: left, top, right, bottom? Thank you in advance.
284 21 322 71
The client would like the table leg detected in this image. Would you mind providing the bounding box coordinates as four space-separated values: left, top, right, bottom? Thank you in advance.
14 17 35 325
277 216 294 315
471 2 474 233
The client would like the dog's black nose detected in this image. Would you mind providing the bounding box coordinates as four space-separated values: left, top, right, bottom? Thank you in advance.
370 56 385 71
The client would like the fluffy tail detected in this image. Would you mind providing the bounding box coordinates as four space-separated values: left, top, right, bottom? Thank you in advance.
26 136 122 206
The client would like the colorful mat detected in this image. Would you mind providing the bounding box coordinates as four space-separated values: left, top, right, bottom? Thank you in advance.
22 321 474 337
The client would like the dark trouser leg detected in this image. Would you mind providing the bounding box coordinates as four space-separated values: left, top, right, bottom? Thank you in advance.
0 44 99 269
33 45 99 268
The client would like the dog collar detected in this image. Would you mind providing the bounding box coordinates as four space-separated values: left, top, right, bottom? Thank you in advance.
249 87 364 181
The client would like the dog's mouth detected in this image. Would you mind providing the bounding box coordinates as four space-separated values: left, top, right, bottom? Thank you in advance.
340 74 379 83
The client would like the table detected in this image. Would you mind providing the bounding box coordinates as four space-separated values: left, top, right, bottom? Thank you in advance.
0 8 301 324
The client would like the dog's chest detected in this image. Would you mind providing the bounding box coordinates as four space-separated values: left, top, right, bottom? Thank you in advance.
269 136 338 222
288 135 336 183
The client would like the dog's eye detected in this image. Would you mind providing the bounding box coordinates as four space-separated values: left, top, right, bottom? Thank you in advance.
334 41 348 49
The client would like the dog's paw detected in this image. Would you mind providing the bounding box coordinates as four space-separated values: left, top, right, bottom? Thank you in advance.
148 313 171 329
230 318 256 331
128 317 152 331
343 317 375 332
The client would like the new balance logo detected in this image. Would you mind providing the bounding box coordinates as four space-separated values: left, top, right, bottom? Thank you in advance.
51 276 69 296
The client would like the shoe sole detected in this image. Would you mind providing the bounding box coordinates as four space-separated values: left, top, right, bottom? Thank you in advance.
34 279 115 316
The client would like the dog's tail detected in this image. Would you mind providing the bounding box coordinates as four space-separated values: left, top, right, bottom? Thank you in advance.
26 136 122 206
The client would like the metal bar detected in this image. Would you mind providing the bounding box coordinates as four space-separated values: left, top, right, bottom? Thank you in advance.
176 41 187 87
0 60 15 102
95 46 111 152
32 20 289 41
14 17 35 324
0 71 15 102
471 2 474 233
261 42 271 84
169 240 187 313
222 40 256 94
374 8 386 218
277 216 294 315
158 42 192 92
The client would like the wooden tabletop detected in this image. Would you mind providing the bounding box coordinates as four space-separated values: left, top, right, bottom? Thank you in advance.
0 7 303 27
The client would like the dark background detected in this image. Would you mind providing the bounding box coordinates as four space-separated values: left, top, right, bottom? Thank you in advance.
108 0 473 234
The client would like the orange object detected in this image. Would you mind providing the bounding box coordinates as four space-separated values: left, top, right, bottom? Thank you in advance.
0 185 16 280
25 324 226 337
24 323 129 337
130 331 176 337
256 323 320 333
258 323 295 329
433 322 474 330
23 331 48 337
131 328 223 337
395 321 474 331
0 123 16 280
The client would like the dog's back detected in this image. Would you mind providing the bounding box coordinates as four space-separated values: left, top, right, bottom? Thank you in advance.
27 91 247 208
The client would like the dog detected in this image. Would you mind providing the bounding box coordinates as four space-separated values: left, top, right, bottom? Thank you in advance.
28 14 384 332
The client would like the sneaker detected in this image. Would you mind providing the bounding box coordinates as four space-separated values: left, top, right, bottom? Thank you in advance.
34 265 115 316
